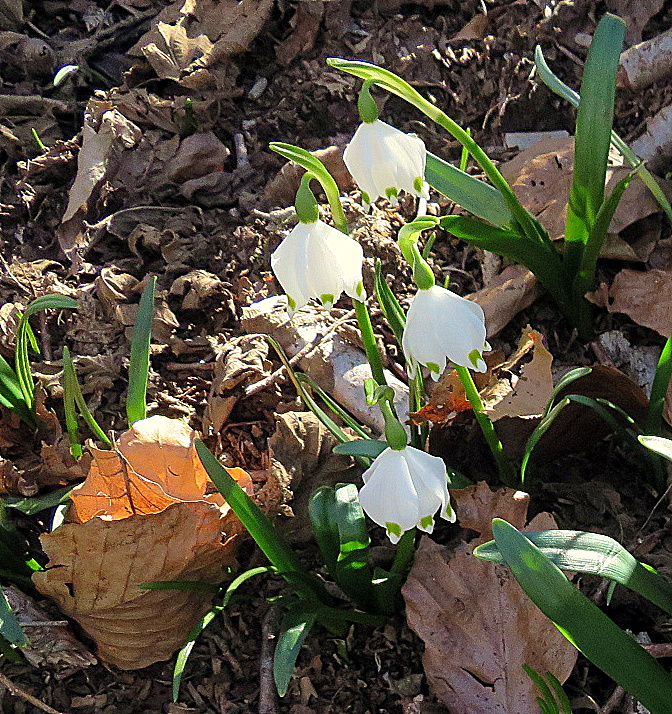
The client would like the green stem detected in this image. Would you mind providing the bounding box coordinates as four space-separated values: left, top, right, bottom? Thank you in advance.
353 299 387 387
455 366 517 486
390 527 416 578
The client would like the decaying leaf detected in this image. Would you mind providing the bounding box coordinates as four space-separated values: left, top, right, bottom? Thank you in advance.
470 265 539 338
142 22 214 81
403 482 577 714
203 334 273 435
499 136 663 241
34 416 252 669
588 269 672 336
4 586 97 669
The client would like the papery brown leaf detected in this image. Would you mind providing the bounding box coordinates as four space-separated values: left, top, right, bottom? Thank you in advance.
588 268 672 336
34 416 252 669
403 483 576 714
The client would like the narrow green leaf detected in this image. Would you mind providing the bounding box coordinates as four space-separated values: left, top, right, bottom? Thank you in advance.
425 152 513 228
646 334 672 436
563 14 625 278
0 354 34 426
521 397 570 483
172 567 275 701
126 277 156 425
374 260 406 346
195 441 329 605
543 367 592 418
62 347 111 447
274 606 317 696
475 529 672 615
534 44 672 226
333 439 388 458
523 665 556 712
439 215 572 312
0 586 26 646
62 346 83 458
4 485 74 515
546 671 573 714
491 519 672 714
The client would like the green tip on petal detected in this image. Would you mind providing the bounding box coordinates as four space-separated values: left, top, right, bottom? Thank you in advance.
386 521 402 539
413 176 424 193
360 190 371 207
468 348 484 369
295 174 320 223
355 280 365 299
287 295 297 312
385 187 399 201
320 293 335 308
426 362 441 374
420 515 434 530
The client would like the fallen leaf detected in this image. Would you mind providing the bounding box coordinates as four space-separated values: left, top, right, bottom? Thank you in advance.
499 137 664 241
403 483 576 714
141 21 213 81
470 265 539 338
203 334 273 435
34 416 253 669
588 268 672 336
275 2 323 66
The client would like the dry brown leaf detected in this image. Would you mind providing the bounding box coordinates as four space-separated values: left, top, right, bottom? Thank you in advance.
486 330 554 421
499 137 663 241
275 1 323 66
203 334 272 435
403 483 576 714
587 268 672 336
142 21 213 80
34 416 253 669
470 265 539 338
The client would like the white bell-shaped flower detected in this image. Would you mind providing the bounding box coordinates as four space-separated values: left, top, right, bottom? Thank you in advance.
402 284 488 380
271 219 366 316
358 446 455 544
343 119 430 206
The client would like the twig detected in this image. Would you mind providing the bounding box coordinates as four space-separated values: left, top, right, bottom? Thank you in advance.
258 604 279 714
0 670 66 714
244 307 357 398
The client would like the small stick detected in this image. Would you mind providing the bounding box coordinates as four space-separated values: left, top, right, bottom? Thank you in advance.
0 671 66 714
244 307 357 398
258 605 279 714
599 685 624 714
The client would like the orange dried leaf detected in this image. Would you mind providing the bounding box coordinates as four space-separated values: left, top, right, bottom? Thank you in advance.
34 416 252 669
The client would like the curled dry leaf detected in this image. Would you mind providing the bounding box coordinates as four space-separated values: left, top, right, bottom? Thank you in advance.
588 269 672 337
402 482 577 714
33 416 253 669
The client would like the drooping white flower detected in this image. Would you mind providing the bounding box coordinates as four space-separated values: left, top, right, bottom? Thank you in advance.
402 284 488 380
271 219 366 316
343 119 430 206
358 446 455 544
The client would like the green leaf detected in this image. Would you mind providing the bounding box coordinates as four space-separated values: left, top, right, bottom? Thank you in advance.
439 215 572 311
309 485 383 612
171 567 275 701
374 260 406 346
0 354 34 426
195 441 329 605
126 277 156 425
4 485 75 515
487 520 672 713
563 14 624 279
425 152 513 228
274 606 317 696
0 586 26 646
475 529 672 615
15 294 78 412
534 45 672 226
333 439 388 458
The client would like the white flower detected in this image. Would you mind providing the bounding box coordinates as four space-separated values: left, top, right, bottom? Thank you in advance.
343 119 430 205
271 219 366 316
358 446 455 543
402 284 487 380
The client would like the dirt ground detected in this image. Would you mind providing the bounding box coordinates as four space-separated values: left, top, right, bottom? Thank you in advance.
2 0 672 712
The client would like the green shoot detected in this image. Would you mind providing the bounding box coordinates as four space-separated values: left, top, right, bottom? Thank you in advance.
126 276 156 425
524 666 572 714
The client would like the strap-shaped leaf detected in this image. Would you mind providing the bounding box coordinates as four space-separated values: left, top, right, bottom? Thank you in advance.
425 152 512 228
0 586 25 646
126 276 156 425
488 519 672 713
563 14 624 278
274 606 317 696
475 528 672 615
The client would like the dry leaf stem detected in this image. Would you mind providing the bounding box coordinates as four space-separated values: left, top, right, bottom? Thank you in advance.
258 604 279 714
